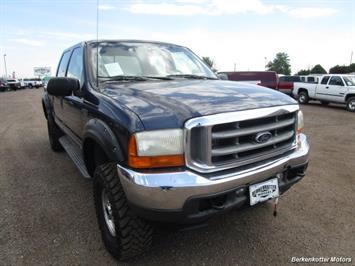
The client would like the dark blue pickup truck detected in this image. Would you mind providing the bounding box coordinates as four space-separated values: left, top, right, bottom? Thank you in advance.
42 40 310 260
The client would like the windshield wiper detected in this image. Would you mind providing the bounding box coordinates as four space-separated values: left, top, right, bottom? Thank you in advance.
99 75 148 82
143 76 174 80
166 74 218 80
99 75 175 82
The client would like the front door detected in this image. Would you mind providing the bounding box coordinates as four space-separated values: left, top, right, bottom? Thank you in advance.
61 47 85 139
326 76 347 103
52 51 71 125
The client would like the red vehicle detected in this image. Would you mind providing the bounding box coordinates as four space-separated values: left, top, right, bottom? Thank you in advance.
0 78 8 92
218 71 278 90
277 76 302 95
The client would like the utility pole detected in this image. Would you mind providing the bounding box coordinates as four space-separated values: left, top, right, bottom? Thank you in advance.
233 63 236 71
264 57 267 70
350 51 353 65
3 54 7 78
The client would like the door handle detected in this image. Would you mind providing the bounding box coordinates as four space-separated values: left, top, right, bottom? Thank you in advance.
325 86 329 89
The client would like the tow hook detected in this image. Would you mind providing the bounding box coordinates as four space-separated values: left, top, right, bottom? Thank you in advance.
210 195 227 210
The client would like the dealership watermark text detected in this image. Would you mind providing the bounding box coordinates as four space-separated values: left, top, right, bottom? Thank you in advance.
291 257 352 263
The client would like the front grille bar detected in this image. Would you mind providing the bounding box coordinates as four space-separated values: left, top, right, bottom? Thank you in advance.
184 105 299 173
212 117 295 139
211 131 294 156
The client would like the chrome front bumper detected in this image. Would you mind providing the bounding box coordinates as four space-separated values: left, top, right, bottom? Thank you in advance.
117 134 310 211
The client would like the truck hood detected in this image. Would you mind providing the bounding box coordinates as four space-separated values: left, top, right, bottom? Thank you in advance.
100 80 297 130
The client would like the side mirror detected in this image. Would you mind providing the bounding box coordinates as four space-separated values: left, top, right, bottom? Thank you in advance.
47 77 80 96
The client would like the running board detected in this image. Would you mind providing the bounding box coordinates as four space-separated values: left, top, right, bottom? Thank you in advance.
59 135 91 179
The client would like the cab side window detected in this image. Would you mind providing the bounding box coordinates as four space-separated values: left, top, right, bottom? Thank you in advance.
329 76 344 86
321 76 330 84
57 51 71 77
67 47 84 85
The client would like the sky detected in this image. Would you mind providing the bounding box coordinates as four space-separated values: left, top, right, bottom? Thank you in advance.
0 0 354 78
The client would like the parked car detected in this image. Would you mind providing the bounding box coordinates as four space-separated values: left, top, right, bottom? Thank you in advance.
42 76 52 89
6 79 21 91
298 75 320 83
43 40 309 260
277 75 302 95
217 71 278 90
0 78 8 92
293 74 355 111
24 78 43 88
17 78 27 88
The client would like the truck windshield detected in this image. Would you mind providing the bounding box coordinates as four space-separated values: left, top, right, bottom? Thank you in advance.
89 42 217 82
343 76 355 86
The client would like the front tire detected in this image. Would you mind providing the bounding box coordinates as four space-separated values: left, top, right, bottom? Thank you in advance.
346 97 355 112
298 91 309 104
93 163 153 260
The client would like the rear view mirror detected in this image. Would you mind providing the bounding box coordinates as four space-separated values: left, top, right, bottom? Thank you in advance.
47 77 80 96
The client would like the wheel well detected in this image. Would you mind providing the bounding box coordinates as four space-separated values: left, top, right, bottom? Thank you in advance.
298 88 308 95
345 94 355 101
83 138 109 177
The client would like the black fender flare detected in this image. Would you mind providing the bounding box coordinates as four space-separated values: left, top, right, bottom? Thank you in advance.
42 94 52 120
82 118 124 165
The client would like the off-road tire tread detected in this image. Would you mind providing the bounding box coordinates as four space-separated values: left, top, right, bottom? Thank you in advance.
93 163 153 260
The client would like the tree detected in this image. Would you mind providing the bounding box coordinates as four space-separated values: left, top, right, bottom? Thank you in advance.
348 63 355 73
310 64 327 74
202 56 217 72
329 65 350 74
297 69 311 75
266 52 291 75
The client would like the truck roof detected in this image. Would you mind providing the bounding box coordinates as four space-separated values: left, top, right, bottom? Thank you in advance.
65 39 185 52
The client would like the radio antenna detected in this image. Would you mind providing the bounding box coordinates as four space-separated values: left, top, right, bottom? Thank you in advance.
96 0 99 87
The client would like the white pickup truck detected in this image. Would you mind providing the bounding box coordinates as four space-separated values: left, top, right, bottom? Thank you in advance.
293 74 355 112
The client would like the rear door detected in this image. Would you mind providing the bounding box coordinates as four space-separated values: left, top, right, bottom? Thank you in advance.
315 76 331 100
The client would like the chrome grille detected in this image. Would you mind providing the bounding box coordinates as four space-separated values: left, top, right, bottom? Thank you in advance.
185 105 299 173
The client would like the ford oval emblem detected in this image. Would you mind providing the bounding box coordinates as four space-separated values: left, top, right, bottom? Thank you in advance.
255 131 272 143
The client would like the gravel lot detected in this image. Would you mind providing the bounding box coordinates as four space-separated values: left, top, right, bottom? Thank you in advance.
1 89 354 265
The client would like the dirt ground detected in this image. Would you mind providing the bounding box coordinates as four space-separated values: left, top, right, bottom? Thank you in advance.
0 89 354 265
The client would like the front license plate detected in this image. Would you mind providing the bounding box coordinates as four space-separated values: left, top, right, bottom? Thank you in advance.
249 178 279 206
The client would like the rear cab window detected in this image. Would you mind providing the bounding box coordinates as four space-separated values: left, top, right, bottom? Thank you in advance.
321 76 330 84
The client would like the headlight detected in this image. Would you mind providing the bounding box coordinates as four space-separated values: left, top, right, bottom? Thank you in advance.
297 110 304 133
128 129 184 168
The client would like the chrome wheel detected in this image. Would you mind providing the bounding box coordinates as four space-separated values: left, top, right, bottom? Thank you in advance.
348 100 355 111
101 188 116 236
299 95 305 103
